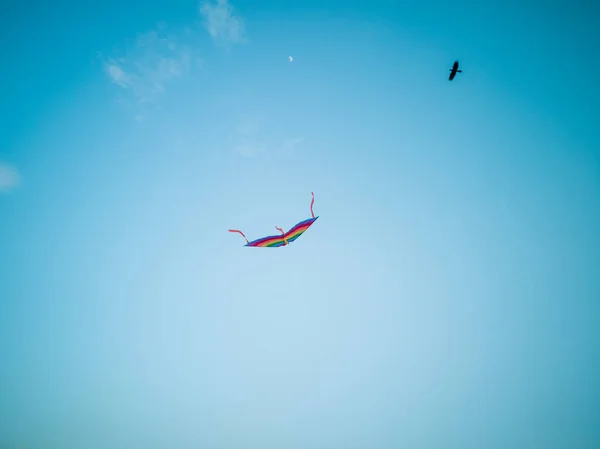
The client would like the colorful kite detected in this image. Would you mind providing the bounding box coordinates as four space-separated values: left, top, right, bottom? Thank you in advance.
229 192 319 247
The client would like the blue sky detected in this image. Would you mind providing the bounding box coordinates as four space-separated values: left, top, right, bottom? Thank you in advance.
1 0 599 447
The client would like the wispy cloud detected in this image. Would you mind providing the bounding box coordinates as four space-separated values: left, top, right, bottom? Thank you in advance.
0 161 21 193
234 144 267 158
200 0 246 44
103 24 200 119
282 136 305 155
230 114 304 158
232 113 267 158
106 64 131 87
103 2 246 118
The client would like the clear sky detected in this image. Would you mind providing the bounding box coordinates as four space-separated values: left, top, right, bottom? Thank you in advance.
1 0 599 447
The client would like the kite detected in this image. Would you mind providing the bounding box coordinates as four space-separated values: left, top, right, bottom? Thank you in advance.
229 192 319 247
449 60 462 80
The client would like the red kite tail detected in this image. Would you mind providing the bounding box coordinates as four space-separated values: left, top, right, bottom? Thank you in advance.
275 226 288 245
228 229 249 244
310 192 315 218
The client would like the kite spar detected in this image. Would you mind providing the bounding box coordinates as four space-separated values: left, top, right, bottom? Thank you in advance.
229 192 319 247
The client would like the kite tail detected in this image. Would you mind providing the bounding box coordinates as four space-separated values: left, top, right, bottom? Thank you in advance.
310 192 315 218
276 226 288 246
228 229 249 244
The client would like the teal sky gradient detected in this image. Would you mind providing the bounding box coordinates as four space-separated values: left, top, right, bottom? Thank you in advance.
1 1 599 448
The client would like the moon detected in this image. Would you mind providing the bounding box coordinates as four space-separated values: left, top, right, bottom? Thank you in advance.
289 56 293 62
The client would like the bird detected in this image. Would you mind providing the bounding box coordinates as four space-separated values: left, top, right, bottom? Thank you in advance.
449 60 462 80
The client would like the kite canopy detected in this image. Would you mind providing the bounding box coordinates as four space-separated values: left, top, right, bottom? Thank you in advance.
245 217 319 247
229 192 318 248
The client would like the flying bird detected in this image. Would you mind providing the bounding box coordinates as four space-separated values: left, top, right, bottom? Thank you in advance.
449 60 462 80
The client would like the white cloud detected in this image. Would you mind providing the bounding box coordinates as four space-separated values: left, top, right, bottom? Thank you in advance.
234 144 266 158
229 113 268 158
106 64 131 87
282 136 304 154
0 161 21 193
230 114 304 158
200 0 246 44
103 1 247 118
236 113 265 137
103 26 199 116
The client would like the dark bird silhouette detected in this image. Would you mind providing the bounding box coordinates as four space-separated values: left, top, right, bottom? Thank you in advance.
449 61 462 80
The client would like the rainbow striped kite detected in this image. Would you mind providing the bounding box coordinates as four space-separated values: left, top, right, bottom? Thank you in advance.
229 192 319 247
